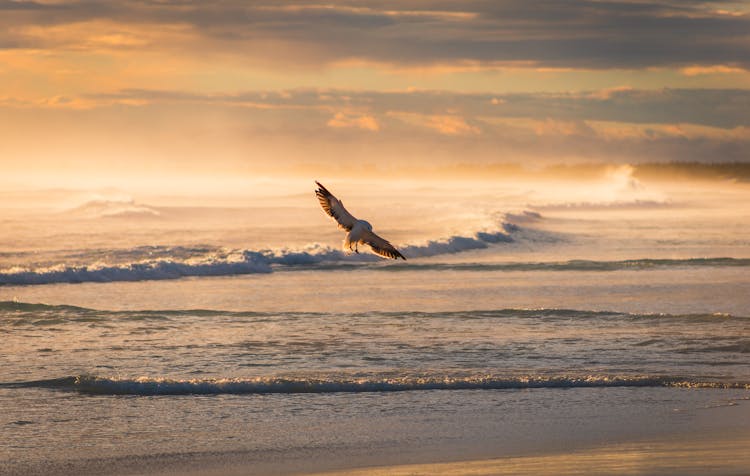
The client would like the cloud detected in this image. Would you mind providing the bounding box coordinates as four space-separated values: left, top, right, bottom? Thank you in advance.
1 0 747 187
586 121 750 142
2 86 748 175
83 87 750 129
427 115 480 135
586 86 635 100
389 112 480 136
327 111 380 131
0 93 97 109
0 1 748 70
680 64 747 76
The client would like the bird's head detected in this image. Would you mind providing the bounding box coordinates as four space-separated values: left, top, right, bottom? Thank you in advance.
360 220 373 231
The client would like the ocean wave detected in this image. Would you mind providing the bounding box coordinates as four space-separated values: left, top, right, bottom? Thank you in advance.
399 225 515 258
0 301 94 313
3 374 747 395
371 257 750 272
3 247 748 286
0 221 534 285
0 250 273 285
1 301 746 323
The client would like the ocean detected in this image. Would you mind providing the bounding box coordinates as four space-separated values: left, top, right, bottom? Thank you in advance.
1 171 749 475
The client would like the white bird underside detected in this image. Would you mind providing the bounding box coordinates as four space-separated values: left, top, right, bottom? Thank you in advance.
315 181 406 260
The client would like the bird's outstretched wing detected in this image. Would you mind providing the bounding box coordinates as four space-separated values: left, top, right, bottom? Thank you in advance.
361 229 407 260
315 181 357 231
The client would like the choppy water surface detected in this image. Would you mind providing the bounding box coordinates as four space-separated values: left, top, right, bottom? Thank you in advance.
2 302 749 392
1 178 749 473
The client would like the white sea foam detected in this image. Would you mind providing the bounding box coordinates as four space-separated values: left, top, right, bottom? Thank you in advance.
0 251 272 285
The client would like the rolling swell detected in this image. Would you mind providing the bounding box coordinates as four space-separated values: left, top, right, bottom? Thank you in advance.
0 225 523 285
3 374 747 395
373 257 750 272
1 254 748 286
1 301 745 322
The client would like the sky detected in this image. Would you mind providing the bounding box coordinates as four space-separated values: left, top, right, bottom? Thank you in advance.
1 0 749 189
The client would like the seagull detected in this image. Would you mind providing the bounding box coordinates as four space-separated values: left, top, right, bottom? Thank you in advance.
315 181 406 260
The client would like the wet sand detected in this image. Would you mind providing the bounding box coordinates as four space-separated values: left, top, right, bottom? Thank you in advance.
307 433 750 476
3 390 749 476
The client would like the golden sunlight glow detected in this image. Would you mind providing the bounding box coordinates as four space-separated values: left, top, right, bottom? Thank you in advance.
0 0 747 191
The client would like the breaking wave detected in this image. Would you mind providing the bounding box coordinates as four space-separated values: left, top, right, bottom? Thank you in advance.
2 205 747 286
0 250 274 285
0 222 532 285
3 374 747 396
1 253 748 286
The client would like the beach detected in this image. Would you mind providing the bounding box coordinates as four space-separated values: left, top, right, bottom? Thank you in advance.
3 1 750 474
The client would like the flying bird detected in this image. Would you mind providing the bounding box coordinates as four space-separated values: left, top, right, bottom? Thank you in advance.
315 181 406 260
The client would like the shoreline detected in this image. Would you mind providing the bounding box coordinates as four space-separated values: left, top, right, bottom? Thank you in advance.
6 415 748 476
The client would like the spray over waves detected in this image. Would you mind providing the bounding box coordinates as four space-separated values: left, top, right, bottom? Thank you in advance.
65 199 161 219
536 199 670 210
4 374 748 396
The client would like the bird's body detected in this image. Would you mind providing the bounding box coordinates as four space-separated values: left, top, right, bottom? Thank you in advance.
315 181 406 260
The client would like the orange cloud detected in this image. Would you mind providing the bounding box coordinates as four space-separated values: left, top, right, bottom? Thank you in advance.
531 119 591 137
12 20 191 51
713 9 746 17
428 115 480 135
389 112 480 136
680 65 747 76
482 117 589 137
587 86 634 100
0 94 99 109
587 120 750 141
257 4 477 21
327 112 380 131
